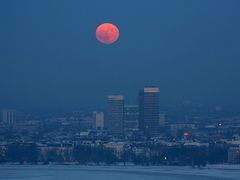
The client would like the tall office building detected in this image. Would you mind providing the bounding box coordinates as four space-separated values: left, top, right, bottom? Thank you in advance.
93 111 104 130
124 105 139 135
108 95 124 136
0 109 16 125
139 87 160 137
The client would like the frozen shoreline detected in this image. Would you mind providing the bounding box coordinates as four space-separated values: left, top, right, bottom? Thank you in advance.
0 164 240 180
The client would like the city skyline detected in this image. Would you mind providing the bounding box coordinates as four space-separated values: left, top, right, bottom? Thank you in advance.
1 87 240 165
0 85 237 114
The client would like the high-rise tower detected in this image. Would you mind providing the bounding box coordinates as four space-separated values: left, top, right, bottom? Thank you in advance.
139 87 160 137
108 95 124 136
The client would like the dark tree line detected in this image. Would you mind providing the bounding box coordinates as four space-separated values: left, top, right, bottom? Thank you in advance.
0 143 229 166
73 145 118 165
5 143 38 164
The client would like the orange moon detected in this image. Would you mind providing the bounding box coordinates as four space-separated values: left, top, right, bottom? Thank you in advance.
96 23 119 44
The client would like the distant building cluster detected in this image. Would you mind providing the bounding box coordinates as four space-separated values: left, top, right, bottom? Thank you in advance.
107 87 161 137
0 109 16 125
0 86 167 139
0 86 240 165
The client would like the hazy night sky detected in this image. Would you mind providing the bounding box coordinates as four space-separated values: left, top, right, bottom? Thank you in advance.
0 0 240 112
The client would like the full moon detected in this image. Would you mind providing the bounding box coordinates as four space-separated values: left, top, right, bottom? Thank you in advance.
96 23 119 44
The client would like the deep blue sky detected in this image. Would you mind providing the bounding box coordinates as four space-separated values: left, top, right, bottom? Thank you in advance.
0 0 240 112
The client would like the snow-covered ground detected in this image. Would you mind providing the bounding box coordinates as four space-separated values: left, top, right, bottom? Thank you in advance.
0 165 239 180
